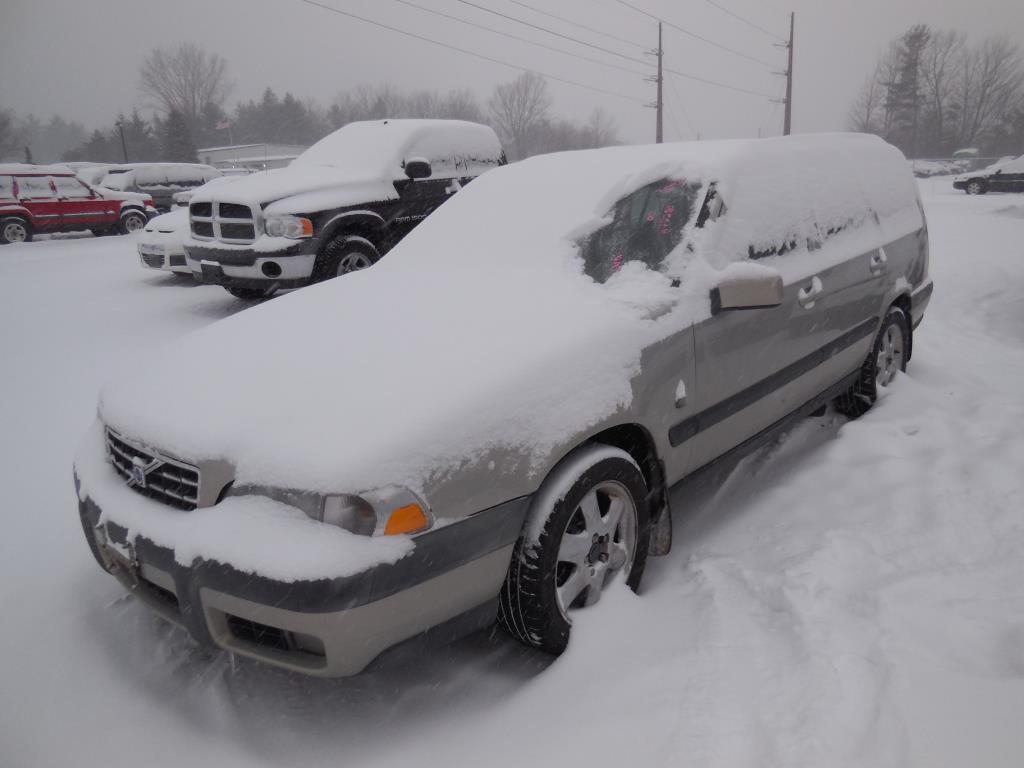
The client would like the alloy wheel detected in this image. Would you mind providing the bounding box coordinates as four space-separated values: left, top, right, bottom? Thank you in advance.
876 323 905 386
554 480 638 620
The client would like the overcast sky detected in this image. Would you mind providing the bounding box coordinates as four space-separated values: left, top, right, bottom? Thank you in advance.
2 0 1022 145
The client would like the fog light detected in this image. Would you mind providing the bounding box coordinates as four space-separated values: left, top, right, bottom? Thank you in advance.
261 261 282 278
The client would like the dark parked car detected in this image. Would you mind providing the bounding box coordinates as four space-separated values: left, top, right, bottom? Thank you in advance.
183 119 505 299
0 164 156 243
953 155 1024 194
100 163 222 212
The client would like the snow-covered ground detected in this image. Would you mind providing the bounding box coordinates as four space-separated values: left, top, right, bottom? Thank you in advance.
1 177 1023 767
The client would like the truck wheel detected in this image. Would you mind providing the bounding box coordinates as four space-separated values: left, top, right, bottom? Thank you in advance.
0 217 32 244
313 235 379 282
119 211 146 234
225 286 276 301
834 306 909 419
499 445 650 654
966 180 986 195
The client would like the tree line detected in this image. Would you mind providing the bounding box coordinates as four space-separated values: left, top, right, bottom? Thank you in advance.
849 25 1024 158
1 42 619 166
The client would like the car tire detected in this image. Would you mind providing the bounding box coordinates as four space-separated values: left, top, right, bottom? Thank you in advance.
90 227 113 237
499 445 651 654
118 210 147 235
966 180 987 195
834 306 910 419
0 217 32 244
225 285 276 301
312 234 380 283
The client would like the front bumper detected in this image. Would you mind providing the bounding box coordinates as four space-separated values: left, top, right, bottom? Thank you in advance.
77 485 529 677
138 244 191 274
184 243 316 290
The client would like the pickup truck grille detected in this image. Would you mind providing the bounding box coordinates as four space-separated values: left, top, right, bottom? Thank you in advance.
190 201 257 244
105 428 200 511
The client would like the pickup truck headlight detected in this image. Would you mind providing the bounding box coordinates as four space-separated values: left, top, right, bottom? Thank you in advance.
264 215 313 239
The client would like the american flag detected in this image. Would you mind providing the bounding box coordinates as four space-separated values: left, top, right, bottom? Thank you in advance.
215 119 231 130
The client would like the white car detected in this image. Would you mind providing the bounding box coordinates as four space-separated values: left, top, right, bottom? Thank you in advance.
137 209 190 274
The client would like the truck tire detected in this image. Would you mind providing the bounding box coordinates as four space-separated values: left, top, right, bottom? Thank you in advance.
312 234 380 283
499 445 650 654
225 285 276 301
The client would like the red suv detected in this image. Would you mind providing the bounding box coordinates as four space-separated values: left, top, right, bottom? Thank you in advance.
0 164 157 244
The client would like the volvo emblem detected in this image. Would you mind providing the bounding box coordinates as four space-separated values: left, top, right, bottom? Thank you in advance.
127 458 162 489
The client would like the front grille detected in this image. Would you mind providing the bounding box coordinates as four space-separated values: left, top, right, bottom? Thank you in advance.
105 428 200 511
141 252 164 268
220 223 255 240
219 203 251 219
168 254 186 267
191 221 214 238
189 200 258 244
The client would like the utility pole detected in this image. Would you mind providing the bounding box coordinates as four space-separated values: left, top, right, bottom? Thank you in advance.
645 22 664 143
783 12 794 135
115 118 129 162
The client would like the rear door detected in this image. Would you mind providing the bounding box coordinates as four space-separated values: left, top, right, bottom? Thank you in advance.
51 175 117 231
15 175 62 232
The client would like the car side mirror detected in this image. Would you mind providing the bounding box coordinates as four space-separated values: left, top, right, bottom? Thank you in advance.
710 273 784 315
404 158 432 180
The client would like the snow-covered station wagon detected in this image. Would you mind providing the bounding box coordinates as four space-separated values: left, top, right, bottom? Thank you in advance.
74 133 932 676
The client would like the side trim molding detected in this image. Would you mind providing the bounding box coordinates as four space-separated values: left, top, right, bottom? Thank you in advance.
668 317 877 447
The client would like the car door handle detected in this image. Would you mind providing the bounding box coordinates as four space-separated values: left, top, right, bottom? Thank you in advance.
797 276 823 309
870 247 888 275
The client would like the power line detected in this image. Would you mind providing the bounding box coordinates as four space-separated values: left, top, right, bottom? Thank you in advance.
506 0 646 50
612 0 776 68
666 73 698 138
457 0 646 67
390 0 647 77
704 0 786 43
296 0 646 103
456 0 773 99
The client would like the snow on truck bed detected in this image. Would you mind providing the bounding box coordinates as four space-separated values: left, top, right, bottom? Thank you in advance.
94 133 922 503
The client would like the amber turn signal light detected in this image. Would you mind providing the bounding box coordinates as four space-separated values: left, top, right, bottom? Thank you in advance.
384 503 430 536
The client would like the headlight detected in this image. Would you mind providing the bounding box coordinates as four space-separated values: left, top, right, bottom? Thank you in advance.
228 484 432 537
264 215 313 239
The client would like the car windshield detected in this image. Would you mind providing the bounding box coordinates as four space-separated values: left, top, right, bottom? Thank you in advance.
579 178 700 283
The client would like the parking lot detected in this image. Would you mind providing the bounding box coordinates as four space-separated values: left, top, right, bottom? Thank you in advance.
2 177 1024 767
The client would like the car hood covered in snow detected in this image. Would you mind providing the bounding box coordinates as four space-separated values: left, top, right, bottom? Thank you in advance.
98 134 922 496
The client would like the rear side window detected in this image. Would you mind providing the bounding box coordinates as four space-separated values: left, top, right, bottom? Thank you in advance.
135 168 169 188
580 178 700 283
16 176 55 199
52 176 93 198
0 176 12 198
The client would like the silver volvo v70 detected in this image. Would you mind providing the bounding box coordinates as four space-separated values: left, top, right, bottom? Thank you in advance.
74 133 932 676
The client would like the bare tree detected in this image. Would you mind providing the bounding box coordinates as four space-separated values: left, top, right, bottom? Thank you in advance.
488 72 552 160
581 108 619 148
139 43 232 132
0 108 23 160
919 30 965 153
954 37 1023 147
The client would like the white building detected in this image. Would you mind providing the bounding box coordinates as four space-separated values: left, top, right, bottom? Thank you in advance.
196 143 307 172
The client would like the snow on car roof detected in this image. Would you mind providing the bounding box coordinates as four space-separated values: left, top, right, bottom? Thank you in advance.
292 118 503 176
0 163 76 176
100 134 922 498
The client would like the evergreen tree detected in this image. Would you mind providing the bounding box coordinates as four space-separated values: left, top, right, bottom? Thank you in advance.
159 109 197 162
884 25 931 156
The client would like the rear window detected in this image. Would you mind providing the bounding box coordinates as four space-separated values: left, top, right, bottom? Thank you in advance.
580 178 700 283
16 176 55 198
0 176 12 198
